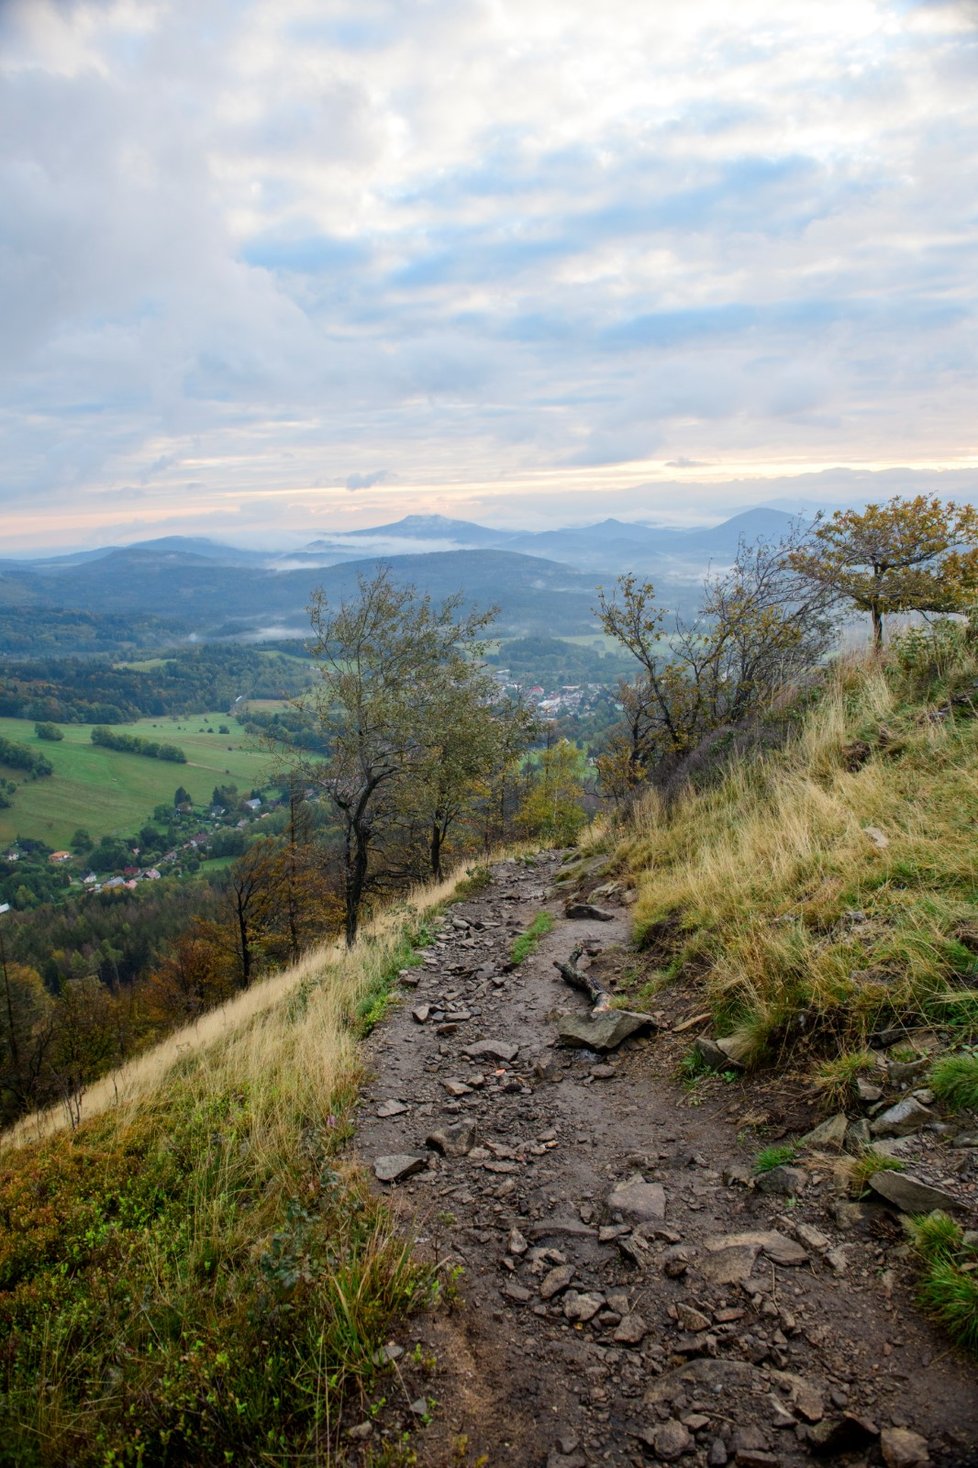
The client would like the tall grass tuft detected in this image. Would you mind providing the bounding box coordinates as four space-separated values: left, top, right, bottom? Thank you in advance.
911 1212 978 1354
929 1052 978 1112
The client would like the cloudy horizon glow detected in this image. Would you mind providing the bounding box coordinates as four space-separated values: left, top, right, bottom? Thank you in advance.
2 0 977 551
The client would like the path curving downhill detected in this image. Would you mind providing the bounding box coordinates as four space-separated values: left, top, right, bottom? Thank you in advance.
352 852 978 1468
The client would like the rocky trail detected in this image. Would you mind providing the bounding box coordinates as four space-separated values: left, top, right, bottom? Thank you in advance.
350 852 978 1468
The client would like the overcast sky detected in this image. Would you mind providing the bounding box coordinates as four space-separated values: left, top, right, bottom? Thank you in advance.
2 0 977 550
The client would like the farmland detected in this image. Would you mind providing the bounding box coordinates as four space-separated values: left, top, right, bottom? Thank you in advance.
0 712 289 848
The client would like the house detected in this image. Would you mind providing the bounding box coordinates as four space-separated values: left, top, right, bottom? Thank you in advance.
49 850 72 864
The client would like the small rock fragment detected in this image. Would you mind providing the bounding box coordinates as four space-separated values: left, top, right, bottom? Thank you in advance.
755 1164 808 1195
651 1420 692 1461
375 1099 408 1118
425 1121 476 1158
607 1174 667 1223
557 1010 655 1052
870 1097 935 1138
564 902 615 921
463 1038 519 1063
374 1154 427 1183
613 1313 648 1345
540 1264 576 1300
563 1290 604 1323
799 1114 848 1151
868 1170 963 1214
880 1426 931 1467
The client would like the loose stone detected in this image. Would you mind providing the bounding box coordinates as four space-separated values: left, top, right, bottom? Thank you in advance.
373 1154 427 1183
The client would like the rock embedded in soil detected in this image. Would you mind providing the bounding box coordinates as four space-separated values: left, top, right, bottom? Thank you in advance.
563 1290 604 1323
564 901 615 921
463 1038 519 1063
373 1153 428 1183
607 1174 667 1223
425 1121 477 1157
868 1170 963 1214
375 1099 409 1118
799 1113 849 1151
755 1164 808 1195
556 1009 655 1052
650 1420 692 1461
613 1313 648 1345
806 1414 880 1456
870 1097 935 1138
770 1370 824 1423
540 1263 576 1299
880 1426 931 1467
645 1356 760 1406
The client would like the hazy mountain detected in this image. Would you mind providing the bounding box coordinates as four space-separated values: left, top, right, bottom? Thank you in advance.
0 546 605 640
336 514 513 547
0 508 800 651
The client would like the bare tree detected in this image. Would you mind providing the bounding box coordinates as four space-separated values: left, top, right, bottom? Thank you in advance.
597 526 836 798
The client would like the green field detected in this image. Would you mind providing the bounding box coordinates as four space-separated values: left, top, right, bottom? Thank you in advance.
0 713 287 848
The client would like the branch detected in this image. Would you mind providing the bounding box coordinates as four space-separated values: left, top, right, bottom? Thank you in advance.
553 945 612 1012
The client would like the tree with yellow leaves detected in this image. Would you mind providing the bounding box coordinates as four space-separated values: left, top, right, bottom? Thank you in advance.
789 496 978 650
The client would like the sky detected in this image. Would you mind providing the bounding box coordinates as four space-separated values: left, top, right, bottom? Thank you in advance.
1 0 977 551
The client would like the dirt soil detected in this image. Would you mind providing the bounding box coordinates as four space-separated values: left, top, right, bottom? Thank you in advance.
348 851 978 1468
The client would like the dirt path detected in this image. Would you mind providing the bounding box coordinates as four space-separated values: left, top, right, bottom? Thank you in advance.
351 853 978 1468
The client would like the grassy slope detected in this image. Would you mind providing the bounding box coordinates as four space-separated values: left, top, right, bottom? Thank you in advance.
614 640 978 1066
0 870 468 1465
0 714 284 847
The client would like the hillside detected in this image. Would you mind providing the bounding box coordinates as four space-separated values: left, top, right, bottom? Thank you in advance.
611 640 978 1068
3 638 977 1466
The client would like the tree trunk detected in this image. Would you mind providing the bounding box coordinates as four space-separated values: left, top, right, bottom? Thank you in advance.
871 603 884 651
344 821 369 947
235 893 252 988
430 821 443 882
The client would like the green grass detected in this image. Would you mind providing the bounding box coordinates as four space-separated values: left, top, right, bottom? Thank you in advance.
0 1086 431 1465
0 713 294 847
847 1147 907 1197
754 1143 798 1174
911 1213 978 1354
928 1051 978 1111
0 871 470 1463
812 1049 877 1111
510 910 555 965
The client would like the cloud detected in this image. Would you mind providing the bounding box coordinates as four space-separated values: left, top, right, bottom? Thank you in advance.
346 469 395 490
0 0 976 546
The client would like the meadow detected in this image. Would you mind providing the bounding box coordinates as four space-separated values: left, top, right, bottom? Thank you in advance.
0 711 288 847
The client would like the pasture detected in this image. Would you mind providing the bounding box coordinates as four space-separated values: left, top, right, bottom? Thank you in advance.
0 712 290 847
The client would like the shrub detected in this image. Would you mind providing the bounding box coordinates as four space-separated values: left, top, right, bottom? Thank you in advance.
911 1213 978 1354
929 1051 978 1111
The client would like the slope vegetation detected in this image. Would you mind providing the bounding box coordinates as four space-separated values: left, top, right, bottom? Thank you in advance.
615 630 978 1069
0 869 475 1465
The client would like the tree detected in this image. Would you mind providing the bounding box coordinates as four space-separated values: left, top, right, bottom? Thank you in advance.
395 677 536 881
303 568 497 945
144 930 234 1026
597 528 836 797
788 496 978 650
173 786 193 808
519 738 588 844
0 956 54 1123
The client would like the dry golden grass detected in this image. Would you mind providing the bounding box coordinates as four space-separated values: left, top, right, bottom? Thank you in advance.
2 860 479 1155
614 643 978 1064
